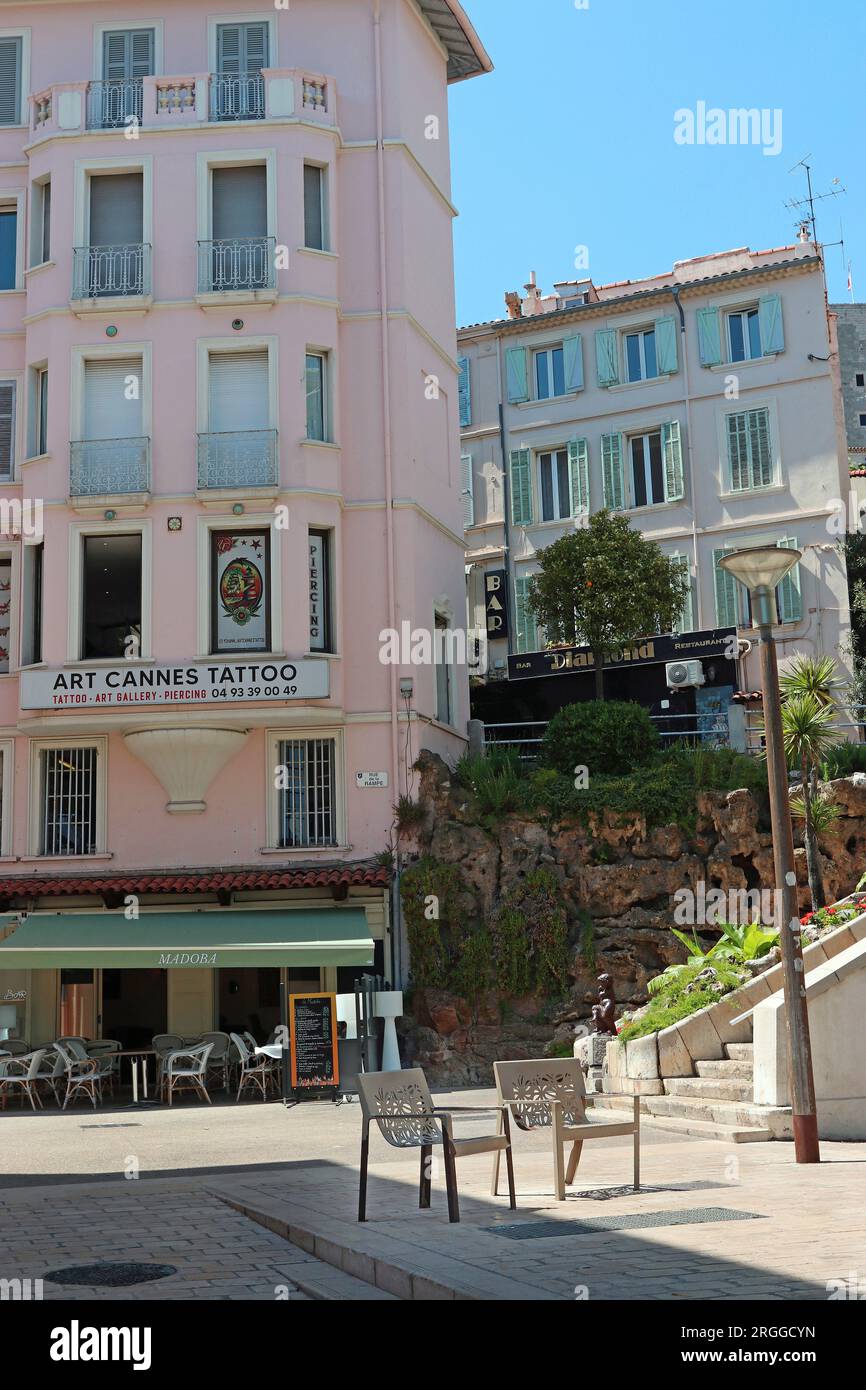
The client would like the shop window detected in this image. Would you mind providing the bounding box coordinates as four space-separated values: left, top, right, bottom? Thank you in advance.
210 529 271 654
82 533 142 659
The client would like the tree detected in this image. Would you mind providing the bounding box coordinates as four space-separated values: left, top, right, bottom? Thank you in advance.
527 510 691 700
779 693 838 912
778 654 845 911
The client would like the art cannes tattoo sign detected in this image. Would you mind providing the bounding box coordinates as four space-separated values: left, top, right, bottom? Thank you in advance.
20 660 330 710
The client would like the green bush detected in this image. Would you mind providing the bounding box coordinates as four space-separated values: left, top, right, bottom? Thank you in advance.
454 745 524 818
489 869 570 997
541 700 659 777
821 741 866 779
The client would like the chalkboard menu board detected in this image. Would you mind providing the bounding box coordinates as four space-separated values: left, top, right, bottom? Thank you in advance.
289 993 339 1090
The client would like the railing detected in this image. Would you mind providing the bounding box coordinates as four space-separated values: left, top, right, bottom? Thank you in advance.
209 71 266 122
33 93 52 128
197 236 276 294
70 438 151 497
72 244 151 300
155 78 197 116
483 722 548 763
302 76 328 112
745 705 866 756
197 430 278 490
86 78 144 130
484 710 734 763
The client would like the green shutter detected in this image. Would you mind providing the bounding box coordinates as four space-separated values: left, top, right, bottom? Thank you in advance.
601 432 624 510
661 420 685 502
568 438 590 515
776 537 802 623
697 307 722 366
0 37 22 125
714 548 740 628
514 575 535 654
0 381 15 478
595 329 619 387
655 316 678 375
461 452 474 529
672 554 694 634
217 24 243 74
509 448 533 525
505 347 529 404
458 356 471 427
759 294 784 355
562 335 584 392
243 22 269 73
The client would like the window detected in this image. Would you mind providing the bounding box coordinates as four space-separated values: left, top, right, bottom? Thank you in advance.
71 356 148 497
213 22 269 120
726 407 774 492
0 205 17 290
514 574 537 654
306 353 327 441
31 179 50 266
0 556 9 673
538 449 572 522
36 368 48 456
534 346 565 400
727 307 762 363
21 542 42 667
92 30 154 129
79 172 146 299
309 530 332 652
277 737 337 848
39 746 99 857
210 530 271 654
671 555 694 634
0 381 15 478
0 36 22 126
714 539 801 627
82 533 142 659
860 414 866 428
856 373 865 388
629 431 665 507
200 349 275 489
625 327 658 383
434 611 453 725
304 165 326 251
208 165 270 291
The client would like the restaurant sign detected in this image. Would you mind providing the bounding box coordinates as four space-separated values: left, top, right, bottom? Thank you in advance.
508 628 738 682
20 659 330 710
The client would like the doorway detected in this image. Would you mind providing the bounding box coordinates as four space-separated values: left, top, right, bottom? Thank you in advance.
217 967 320 1042
100 968 167 1049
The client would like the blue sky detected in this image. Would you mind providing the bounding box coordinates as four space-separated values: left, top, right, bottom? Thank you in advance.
449 0 864 327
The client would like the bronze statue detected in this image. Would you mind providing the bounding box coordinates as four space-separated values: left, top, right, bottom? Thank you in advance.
591 973 617 1035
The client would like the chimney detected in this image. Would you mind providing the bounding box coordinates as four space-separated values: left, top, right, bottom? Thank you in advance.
522 271 544 316
504 291 522 320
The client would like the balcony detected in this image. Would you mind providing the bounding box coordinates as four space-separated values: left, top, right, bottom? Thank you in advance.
71 244 152 312
70 438 151 504
197 430 278 495
197 236 277 305
86 78 144 130
209 71 266 122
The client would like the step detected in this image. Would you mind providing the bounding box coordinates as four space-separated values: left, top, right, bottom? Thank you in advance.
290 1263 400 1302
695 1059 752 1080
590 1096 774 1143
664 1077 753 1102
725 1042 754 1062
643 1093 792 1137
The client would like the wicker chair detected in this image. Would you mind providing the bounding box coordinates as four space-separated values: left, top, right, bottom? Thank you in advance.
54 1040 103 1110
492 1058 641 1200
86 1040 122 1096
153 1034 184 1098
164 1043 214 1107
230 1032 273 1102
357 1068 516 1224
0 1049 48 1111
201 1032 233 1092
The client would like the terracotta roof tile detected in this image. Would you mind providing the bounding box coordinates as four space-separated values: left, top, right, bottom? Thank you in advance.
0 863 390 900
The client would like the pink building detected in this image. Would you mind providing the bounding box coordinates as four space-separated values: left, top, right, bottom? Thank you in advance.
0 0 489 1051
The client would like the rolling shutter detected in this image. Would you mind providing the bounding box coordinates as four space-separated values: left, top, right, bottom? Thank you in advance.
212 166 267 239
0 382 15 477
209 351 270 432
0 37 22 125
84 359 142 440
89 173 143 247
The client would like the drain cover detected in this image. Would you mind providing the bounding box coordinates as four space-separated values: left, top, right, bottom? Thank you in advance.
46 1262 177 1288
488 1207 765 1240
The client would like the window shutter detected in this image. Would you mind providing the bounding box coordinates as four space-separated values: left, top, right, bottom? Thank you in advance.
776 537 802 623
655 316 678 375
758 294 784 355
697 307 722 366
209 350 270 432
505 347 528 404
243 23 270 73
562 335 584 392
601 432 624 510
509 448 533 525
89 173 144 247
458 356 472 427
130 30 155 78
0 37 21 125
212 166 267 239
514 575 535 654
595 329 620 387
303 165 324 250
661 420 685 501
714 547 740 628
217 25 243 75
671 554 694 634
461 453 475 528
568 438 590 515
103 32 130 81
0 381 15 477
84 358 142 440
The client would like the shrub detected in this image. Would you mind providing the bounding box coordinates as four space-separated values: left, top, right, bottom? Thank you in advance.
489 869 570 997
454 745 524 818
541 700 659 777
821 741 866 779
400 857 462 989
394 795 426 834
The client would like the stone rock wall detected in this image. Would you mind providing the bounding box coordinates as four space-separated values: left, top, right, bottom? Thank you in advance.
399 754 866 1085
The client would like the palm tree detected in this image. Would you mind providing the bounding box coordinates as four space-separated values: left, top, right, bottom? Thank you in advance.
779 653 845 708
779 692 838 911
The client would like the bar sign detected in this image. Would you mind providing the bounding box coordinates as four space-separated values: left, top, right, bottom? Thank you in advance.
485 569 509 640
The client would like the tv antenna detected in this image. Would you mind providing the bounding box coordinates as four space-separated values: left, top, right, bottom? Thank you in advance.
784 155 846 246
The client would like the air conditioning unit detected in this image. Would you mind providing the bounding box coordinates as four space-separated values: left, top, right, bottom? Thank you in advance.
666 659 705 689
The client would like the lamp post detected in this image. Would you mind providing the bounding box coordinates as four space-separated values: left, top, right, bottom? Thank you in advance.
719 546 820 1163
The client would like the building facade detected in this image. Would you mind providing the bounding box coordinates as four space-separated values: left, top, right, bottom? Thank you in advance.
0 0 489 1047
460 244 852 728
832 302 866 467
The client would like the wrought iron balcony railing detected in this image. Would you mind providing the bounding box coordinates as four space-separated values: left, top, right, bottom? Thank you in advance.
209 71 266 122
86 78 145 130
197 429 278 490
197 236 276 294
72 244 152 300
70 438 151 497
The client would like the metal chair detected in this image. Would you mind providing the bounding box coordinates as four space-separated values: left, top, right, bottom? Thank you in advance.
200 1032 233 1092
152 1034 184 1098
86 1040 122 1095
230 1032 272 1102
356 1068 516 1224
164 1043 214 1107
0 1039 31 1057
492 1059 641 1200
54 1040 103 1110
0 1049 49 1111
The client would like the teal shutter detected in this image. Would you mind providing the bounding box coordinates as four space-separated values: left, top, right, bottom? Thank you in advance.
601 432 625 510
509 448 533 525
714 548 740 628
130 30 155 79
514 575 535 654
0 381 15 477
243 22 269 73
568 438 590 515
655 316 678 375
505 347 529 404
672 554 694 634
461 453 474 528
562 335 584 392
759 294 784 355
661 420 685 502
217 24 242 74
0 37 22 125
697 307 722 366
776 537 802 623
595 329 620 387
458 356 471 427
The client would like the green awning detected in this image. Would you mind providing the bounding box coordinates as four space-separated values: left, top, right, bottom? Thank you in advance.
0 910 374 970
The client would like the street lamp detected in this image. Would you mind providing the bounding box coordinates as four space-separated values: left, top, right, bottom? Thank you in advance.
719 546 820 1163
